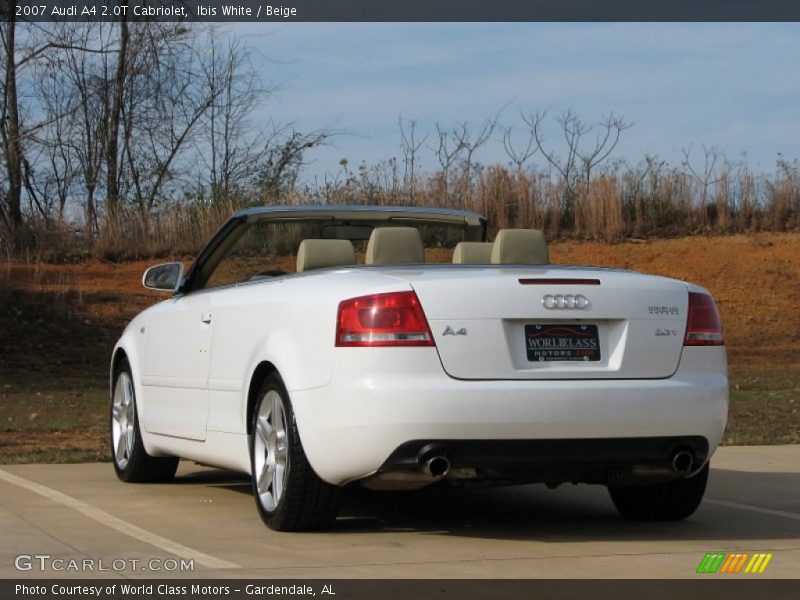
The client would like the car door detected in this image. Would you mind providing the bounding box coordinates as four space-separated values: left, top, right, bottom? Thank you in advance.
140 291 214 441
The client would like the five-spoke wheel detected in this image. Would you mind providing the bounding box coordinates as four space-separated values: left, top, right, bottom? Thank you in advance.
110 358 179 483
253 390 290 512
250 374 341 531
111 370 136 470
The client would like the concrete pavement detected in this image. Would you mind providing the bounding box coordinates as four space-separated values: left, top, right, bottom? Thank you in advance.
1 445 799 579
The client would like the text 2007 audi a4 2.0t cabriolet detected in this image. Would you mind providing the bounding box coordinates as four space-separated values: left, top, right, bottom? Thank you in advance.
110 205 727 531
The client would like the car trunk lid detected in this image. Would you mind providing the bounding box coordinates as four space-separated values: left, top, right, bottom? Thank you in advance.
378 266 689 380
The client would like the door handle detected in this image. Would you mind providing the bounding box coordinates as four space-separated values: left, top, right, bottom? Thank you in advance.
201 312 212 324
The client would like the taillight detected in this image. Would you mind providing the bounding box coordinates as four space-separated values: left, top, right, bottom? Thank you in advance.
684 292 724 346
336 291 434 347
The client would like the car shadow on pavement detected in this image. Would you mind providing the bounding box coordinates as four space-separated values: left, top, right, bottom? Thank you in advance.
172 466 800 542
335 467 800 542
173 468 251 486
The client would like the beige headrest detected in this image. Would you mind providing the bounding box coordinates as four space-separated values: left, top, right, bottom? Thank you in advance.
453 242 493 264
296 239 356 272
365 227 425 265
490 229 549 264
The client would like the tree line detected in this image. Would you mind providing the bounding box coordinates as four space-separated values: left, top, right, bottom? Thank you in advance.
1 18 328 253
2 19 799 260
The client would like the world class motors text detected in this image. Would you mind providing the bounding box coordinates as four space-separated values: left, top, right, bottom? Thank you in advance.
16 583 325 596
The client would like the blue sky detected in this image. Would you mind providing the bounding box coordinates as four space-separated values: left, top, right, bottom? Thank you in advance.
232 23 800 180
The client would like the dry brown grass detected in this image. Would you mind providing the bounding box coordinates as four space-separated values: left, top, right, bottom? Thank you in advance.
6 160 800 262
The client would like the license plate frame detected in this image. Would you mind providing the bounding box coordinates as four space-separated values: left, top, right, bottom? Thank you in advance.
524 323 601 362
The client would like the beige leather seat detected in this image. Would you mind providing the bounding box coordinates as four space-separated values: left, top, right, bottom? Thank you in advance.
490 229 549 264
365 227 425 265
296 239 356 272
452 242 493 264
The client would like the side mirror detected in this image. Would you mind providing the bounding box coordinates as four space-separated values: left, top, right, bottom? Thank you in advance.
142 262 184 292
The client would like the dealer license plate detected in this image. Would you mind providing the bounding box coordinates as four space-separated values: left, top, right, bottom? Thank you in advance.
525 324 601 362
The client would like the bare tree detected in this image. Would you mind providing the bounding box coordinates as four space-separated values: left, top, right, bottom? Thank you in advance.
0 18 335 247
41 23 115 233
116 24 224 214
502 125 538 172
398 116 427 201
0 16 23 234
255 122 332 198
452 117 497 182
30 50 79 219
2 19 114 241
576 112 632 184
523 109 632 221
0 20 87 235
197 28 272 204
105 17 128 217
430 123 466 193
682 144 725 210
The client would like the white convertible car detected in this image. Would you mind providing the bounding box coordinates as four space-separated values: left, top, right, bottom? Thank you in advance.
110 205 728 531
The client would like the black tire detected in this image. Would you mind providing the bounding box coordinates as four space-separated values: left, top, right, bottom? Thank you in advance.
250 373 341 531
608 462 709 521
110 359 179 483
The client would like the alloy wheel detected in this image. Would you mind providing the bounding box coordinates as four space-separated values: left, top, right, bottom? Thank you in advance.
111 371 135 469
254 390 289 512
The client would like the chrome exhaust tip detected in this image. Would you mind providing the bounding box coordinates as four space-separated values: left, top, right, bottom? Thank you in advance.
425 456 451 478
671 450 694 474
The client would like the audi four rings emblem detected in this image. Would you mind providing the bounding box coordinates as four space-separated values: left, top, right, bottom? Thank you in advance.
542 294 590 309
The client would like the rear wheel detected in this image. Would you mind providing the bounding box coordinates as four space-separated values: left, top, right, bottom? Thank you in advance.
608 462 709 520
111 359 179 483
250 374 341 531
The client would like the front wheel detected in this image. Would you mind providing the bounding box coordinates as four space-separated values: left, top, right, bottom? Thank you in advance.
250 374 341 531
110 359 179 483
608 462 710 521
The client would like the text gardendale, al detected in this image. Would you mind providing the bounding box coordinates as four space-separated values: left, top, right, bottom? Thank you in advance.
196 4 298 18
17 583 336 596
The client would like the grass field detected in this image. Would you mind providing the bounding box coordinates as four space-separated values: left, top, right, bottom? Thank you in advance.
1 232 798 464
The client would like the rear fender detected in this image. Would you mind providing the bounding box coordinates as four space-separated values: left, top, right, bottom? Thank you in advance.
240 329 332 432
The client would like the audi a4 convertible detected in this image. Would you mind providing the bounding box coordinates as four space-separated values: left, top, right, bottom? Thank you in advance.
110 205 728 530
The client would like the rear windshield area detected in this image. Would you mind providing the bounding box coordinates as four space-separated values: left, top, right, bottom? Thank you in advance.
204 219 469 289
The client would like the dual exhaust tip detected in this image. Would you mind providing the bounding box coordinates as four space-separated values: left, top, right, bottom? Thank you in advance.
420 448 693 479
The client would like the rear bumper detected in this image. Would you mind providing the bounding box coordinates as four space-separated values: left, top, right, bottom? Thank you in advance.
289 346 728 486
377 436 709 486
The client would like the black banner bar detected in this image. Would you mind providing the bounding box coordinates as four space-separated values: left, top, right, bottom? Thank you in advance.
3 580 800 600
4 0 800 22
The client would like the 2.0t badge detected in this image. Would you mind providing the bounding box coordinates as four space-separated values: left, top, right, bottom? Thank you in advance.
542 294 590 310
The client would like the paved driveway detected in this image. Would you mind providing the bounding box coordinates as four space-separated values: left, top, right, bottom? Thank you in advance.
1 445 798 578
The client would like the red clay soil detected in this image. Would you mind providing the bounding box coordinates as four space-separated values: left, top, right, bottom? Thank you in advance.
0 430 105 456
551 233 800 376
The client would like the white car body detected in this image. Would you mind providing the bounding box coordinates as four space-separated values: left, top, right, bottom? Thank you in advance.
111 206 728 528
